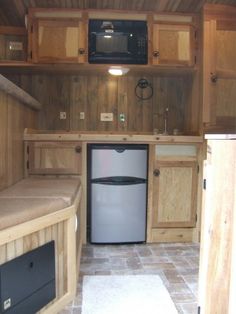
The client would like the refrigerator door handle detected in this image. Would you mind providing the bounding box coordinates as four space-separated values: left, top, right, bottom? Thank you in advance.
91 176 146 185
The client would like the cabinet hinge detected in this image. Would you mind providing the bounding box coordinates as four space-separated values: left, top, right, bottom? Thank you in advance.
197 164 199 173
26 160 29 169
194 55 197 65
203 179 207 190
198 306 201 314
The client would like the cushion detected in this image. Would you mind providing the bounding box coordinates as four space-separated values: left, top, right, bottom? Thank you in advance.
0 197 68 231
0 177 80 206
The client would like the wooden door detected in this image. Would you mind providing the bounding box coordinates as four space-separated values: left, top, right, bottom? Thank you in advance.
152 24 194 66
203 6 236 133
198 138 236 314
27 141 82 175
152 160 198 228
32 18 86 63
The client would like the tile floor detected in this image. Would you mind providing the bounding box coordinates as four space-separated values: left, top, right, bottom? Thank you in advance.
60 242 200 314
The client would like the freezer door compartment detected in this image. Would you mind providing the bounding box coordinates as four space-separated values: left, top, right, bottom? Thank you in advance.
91 183 147 243
90 145 147 179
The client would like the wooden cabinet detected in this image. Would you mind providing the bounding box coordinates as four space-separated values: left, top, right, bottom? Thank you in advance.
203 4 236 133
26 141 82 175
152 23 195 66
152 160 197 228
28 10 86 63
0 26 27 62
147 144 199 243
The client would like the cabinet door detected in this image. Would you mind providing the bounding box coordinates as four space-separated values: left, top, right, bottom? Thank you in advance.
203 14 236 132
32 19 86 63
152 161 198 228
27 142 82 175
152 24 194 66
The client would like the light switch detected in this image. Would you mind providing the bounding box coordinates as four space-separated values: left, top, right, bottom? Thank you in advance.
80 112 85 120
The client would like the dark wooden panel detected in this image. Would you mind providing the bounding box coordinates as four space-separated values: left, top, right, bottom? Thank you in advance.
6 74 195 134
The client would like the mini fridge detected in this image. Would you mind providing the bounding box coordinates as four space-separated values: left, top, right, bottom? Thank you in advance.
87 144 148 243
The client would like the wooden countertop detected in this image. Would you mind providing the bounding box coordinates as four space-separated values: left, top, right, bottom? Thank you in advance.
24 129 203 143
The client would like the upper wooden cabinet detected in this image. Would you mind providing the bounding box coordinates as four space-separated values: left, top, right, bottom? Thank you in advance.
203 4 236 133
150 14 197 67
28 9 86 63
152 23 195 66
0 26 27 62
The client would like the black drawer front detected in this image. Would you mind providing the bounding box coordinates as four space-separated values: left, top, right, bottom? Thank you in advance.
0 241 55 313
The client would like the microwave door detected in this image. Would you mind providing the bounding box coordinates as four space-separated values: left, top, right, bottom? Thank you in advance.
96 32 129 55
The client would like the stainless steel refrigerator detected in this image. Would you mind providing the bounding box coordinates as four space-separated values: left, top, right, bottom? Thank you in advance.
87 144 148 243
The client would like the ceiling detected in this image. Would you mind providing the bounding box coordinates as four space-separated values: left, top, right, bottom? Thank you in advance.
1 0 236 26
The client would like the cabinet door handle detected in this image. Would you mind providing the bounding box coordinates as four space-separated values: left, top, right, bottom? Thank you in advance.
153 169 160 177
78 48 85 55
210 73 218 83
153 51 160 58
75 146 82 153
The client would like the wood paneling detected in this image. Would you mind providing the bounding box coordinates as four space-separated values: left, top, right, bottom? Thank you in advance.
0 90 37 191
9 74 196 134
1 1 236 26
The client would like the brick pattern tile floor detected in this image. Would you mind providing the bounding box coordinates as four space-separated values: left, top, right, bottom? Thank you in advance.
60 243 200 314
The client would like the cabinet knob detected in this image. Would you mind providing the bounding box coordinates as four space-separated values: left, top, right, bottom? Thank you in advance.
75 146 82 153
153 169 160 177
210 73 218 83
153 51 160 58
78 48 85 55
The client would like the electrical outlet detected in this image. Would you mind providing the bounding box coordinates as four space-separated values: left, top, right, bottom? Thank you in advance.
80 112 85 120
119 113 125 122
60 112 66 119
100 113 113 121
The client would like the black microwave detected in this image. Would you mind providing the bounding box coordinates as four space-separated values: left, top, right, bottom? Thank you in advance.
88 19 148 64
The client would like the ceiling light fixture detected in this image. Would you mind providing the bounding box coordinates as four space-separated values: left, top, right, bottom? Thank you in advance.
108 67 130 76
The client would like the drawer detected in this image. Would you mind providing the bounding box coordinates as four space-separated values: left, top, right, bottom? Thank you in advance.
0 241 55 313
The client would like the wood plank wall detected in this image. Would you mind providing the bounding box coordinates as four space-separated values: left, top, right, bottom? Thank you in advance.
0 90 37 191
7 74 196 134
